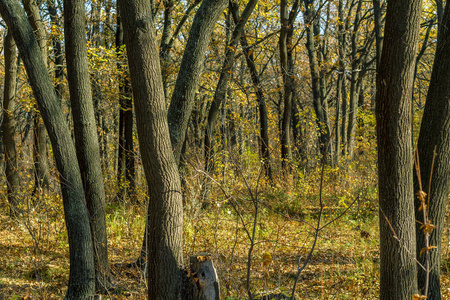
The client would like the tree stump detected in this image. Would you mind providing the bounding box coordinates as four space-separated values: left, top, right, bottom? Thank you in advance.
188 253 220 300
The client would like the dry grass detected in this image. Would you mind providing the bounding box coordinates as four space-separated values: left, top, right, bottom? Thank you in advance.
0 160 449 299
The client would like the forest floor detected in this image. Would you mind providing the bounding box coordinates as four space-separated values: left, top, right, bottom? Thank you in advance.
0 163 449 299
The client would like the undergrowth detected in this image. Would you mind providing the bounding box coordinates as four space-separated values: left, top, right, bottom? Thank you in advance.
0 152 449 299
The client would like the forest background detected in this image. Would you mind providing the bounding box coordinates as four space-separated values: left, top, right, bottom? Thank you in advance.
0 0 448 299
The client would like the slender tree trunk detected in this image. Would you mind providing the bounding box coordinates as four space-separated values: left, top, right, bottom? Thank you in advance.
376 0 422 298
23 0 50 192
240 33 273 180
116 5 135 202
279 0 300 170
64 0 110 292
303 0 330 157
3 31 20 216
0 1 96 298
167 0 228 165
347 0 362 160
414 2 450 299
47 0 64 102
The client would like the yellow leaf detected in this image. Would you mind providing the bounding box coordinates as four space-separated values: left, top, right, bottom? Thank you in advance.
412 294 427 299
420 245 438 257
417 190 427 202
262 252 272 266
420 221 436 234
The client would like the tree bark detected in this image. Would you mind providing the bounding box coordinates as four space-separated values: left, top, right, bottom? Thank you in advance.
303 0 330 157
414 2 450 299
347 0 362 160
279 0 298 170
118 0 185 298
135 0 227 266
3 31 20 216
23 0 50 192
0 1 96 298
167 0 228 165
116 4 136 202
64 0 110 292
375 0 422 298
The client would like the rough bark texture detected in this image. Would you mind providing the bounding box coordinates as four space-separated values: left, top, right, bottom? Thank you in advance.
64 0 110 292
414 2 450 299
118 0 185 298
3 31 20 216
167 0 228 165
0 1 96 298
375 0 422 298
23 0 50 191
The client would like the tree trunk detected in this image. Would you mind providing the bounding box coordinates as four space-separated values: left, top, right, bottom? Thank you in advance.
240 33 273 180
167 0 228 165
47 0 64 102
375 0 422 298
203 0 257 204
414 2 450 299
347 0 362 160
64 0 110 293
303 0 330 157
118 1 185 298
3 31 20 216
23 0 50 192
135 0 227 267
0 1 96 298
116 5 135 202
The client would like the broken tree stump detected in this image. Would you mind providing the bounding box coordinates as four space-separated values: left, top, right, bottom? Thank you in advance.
187 253 220 300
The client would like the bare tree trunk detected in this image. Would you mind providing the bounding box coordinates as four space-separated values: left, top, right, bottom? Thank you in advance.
167 0 228 165
414 2 450 299
240 32 273 180
64 0 111 293
3 31 20 216
376 0 422 298
279 0 300 171
203 0 258 184
303 0 330 157
119 0 196 298
0 1 96 297
23 0 50 192
115 5 135 202
347 0 362 160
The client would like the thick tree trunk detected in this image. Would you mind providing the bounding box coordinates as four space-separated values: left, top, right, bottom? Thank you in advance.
118 1 185 298
0 1 96 298
167 0 228 165
64 0 110 292
414 2 450 299
375 0 422 298
135 0 227 266
3 31 20 216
